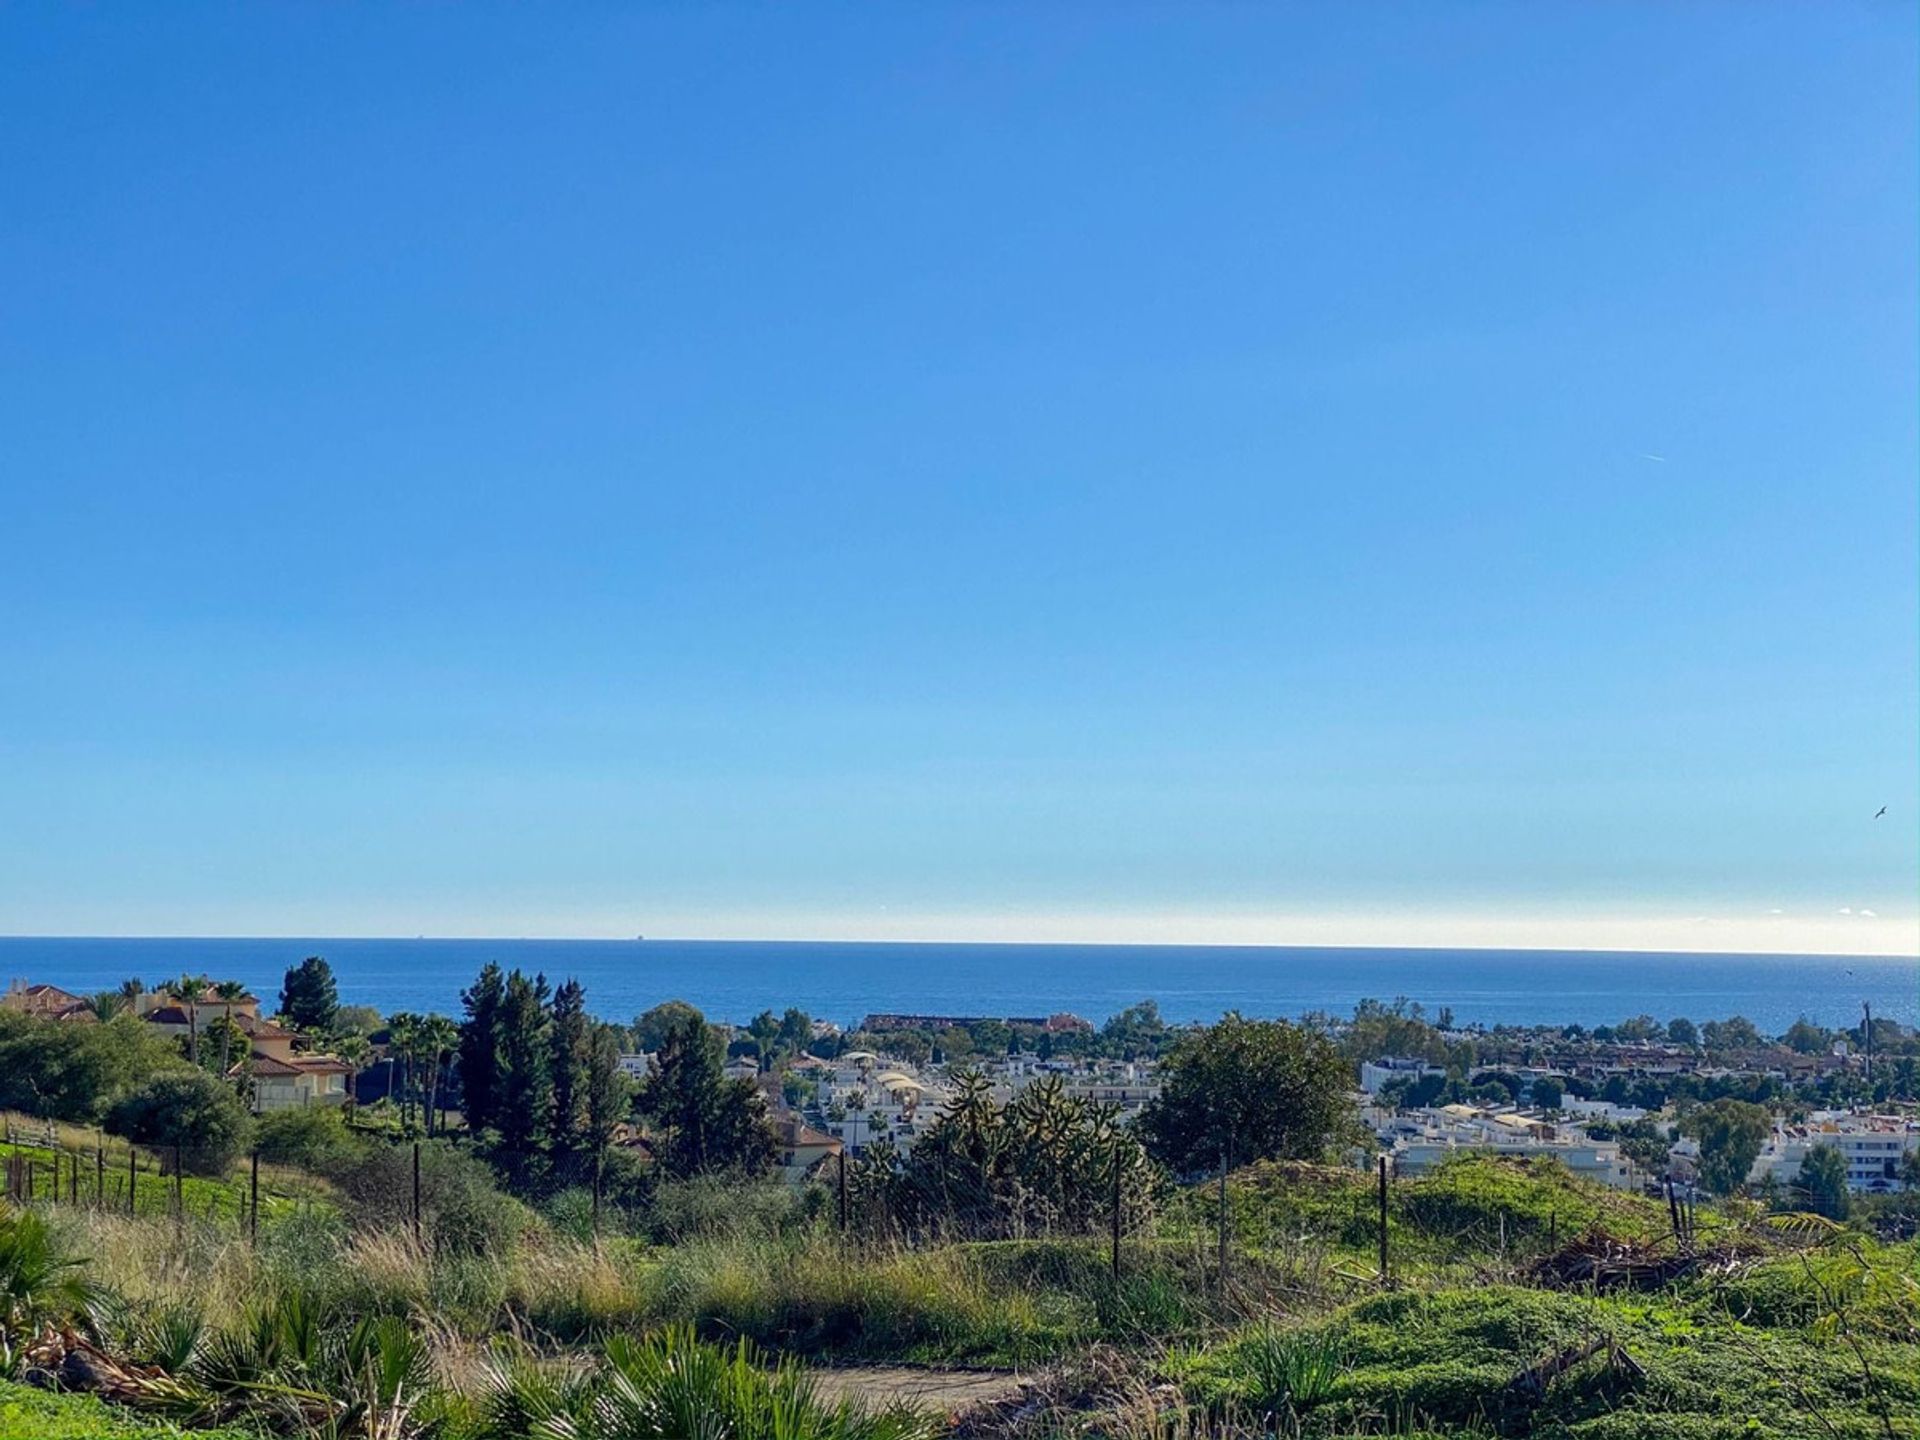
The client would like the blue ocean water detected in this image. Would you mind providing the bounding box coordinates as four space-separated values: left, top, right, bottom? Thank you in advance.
1 937 1912 1034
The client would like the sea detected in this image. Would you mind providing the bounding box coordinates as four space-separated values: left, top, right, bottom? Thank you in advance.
1 937 1914 1034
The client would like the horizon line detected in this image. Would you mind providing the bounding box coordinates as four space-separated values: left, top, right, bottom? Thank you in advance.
3 931 1915 962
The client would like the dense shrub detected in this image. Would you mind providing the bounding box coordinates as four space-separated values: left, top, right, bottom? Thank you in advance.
0 1013 192 1124
324 1139 535 1253
106 1072 252 1176
252 1106 367 1170
644 1173 820 1243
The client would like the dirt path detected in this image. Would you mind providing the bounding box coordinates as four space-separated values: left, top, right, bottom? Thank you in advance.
811 1365 1029 1413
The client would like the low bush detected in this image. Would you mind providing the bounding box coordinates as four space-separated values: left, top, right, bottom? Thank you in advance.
253 1107 366 1171
324 1139 536 1254
105 1074 252 1177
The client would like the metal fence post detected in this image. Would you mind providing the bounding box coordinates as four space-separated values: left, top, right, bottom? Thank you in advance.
128 1146 137 1216
1110 1145 1123 1281
411 1141 422 1245
837 1150 848 1234
250 1149 260 1242
1378 1154 1390 1287
95 1146 104 1211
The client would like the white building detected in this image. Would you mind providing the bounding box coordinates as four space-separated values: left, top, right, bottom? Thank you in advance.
1742 1114 1920 1195
1361 1057 1445 1096
1382 1104 1636 1189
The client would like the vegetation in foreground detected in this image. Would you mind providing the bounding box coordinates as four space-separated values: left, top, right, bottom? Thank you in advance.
0 1151 1913 1439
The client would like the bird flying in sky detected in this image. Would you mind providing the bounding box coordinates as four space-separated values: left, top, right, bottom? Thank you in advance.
1874 806 1887 819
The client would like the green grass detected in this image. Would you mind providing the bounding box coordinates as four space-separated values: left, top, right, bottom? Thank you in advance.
0 1381 257 1440
1162 1154 1671 1275
1173 1278 1920 1438
1 1141 323 1228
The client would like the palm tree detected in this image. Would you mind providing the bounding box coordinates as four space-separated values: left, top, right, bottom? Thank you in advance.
83 990 128 1022
418 1015 459 1137
386 1013 422 1131
331 1033 371 1117
171 975 208 1065
116 977 146 1009
213 980 249 1076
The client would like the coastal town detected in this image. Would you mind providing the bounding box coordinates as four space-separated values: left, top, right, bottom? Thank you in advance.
7 972 1915 1207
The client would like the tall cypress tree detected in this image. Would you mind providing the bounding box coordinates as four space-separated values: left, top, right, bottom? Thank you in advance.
458 963 506 1136
548 978 591 1156
495 970 553 1162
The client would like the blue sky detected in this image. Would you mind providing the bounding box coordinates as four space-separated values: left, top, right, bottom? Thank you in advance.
3 5 1915 953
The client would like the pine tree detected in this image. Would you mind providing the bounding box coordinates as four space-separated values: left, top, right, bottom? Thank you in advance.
584 1022 628 1173
637 1012 774 1178
548 978 591 1156
278 957 339 1033
495 970 553 1163
458 963 506 1136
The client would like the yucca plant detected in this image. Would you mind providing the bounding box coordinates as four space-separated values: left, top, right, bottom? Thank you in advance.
505 1324 938 1440
1234 1322 1346 1416
0 1204 94 1340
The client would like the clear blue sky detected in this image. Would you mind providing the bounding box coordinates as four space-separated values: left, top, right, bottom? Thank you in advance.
3 5 1914 952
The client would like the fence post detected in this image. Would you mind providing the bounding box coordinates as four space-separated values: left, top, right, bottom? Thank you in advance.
70 1149 78 1205
1378 1154 1390 1287
250 1149 260 1242
837 1150 848 1234
128 1146 137 1216
591 1150 603 1233
1110 1145 1123 1281
411 1141 422 1245
95 1147 104 1211
1216 1140 1231 1287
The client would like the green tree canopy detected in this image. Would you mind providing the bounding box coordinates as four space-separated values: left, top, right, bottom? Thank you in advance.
278 956 339 1033
107 1070 253 1175
1795 1143 1850 1219
1137 1013 1356 1174
458 962 507 1135
1781 1017 1833 1055
634 1000 705 1053
1685 1097 1771 1197
636 1011 774 1179
0 1011 191 1122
